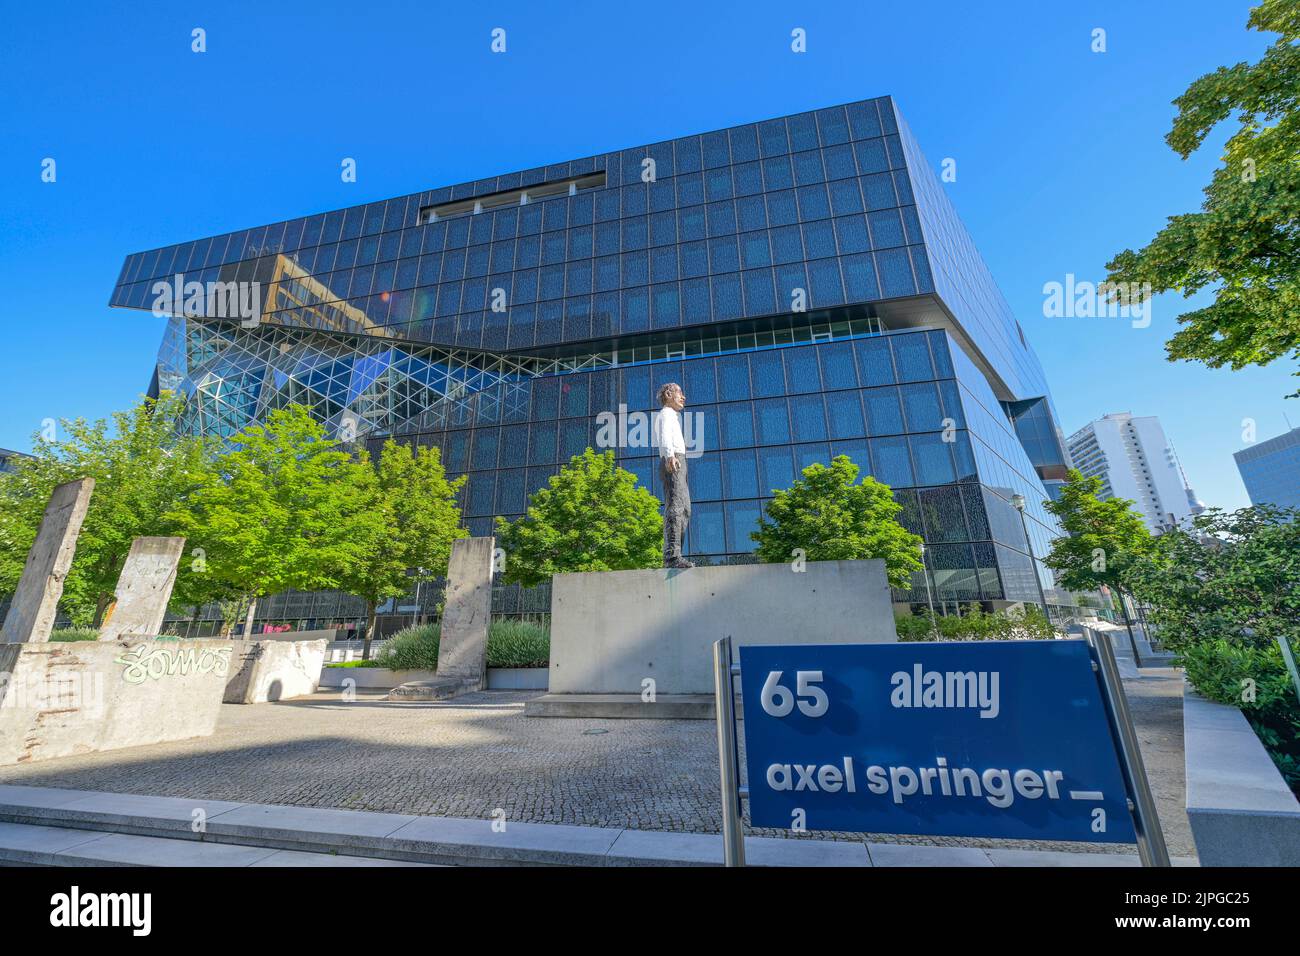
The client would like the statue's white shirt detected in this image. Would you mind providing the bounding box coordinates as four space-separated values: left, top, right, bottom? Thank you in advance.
654 405 686 458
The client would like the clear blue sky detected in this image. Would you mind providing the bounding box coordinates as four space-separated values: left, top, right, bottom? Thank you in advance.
1 0 1293 509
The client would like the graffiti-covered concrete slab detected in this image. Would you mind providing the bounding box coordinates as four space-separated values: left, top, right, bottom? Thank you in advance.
435 536 495 689
0 638 234 765
98 536 186 642
224 639 327 703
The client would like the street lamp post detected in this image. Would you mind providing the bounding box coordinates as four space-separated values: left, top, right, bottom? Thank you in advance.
1011 493 1051 626
412 567 427 627
920 543 940 641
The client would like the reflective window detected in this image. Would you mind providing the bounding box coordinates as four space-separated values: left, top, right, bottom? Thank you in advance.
689 502 725 555
717 354 751 400
754 398 791 445
795 442 830 472
919 486 968 543
722 449 759 498
826 391 865 438
757 445 795 494
876 248 916 298
471 428 500 470
790 394 828 441
871 435 913 487
819 341 858 390
783 347 820 394
911 433 956 485
725 501 762 552
750 350 785 397
690 453 723 501
719 402 754 449
899 382 942 431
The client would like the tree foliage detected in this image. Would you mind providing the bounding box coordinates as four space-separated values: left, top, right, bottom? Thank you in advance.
494 448 662 588
751 455 923 589
895 604 1056 642
334 439 466 653
1104 1 1300 391
0 393 211 626
167 405 384 634
1041 469 1155 596
1178 638 1300 789
1128 504 1300 653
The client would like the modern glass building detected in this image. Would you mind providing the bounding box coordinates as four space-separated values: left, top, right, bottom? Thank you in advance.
110 96 1073 620
0 449 31 475
1234 426 1300 511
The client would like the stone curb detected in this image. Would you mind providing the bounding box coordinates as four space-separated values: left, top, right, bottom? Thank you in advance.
0 784 1195 867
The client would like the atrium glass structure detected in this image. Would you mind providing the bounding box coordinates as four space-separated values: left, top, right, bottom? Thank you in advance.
111 96 1072 616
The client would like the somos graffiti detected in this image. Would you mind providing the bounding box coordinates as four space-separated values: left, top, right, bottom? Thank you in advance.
114 643 233 684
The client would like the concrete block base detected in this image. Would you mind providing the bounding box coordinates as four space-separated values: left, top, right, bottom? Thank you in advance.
387 677 480 702
224 639 327 703
1184 683 1300 866
548 559 897 697
319 667 436 690
524 693 719 719
0 639 234 765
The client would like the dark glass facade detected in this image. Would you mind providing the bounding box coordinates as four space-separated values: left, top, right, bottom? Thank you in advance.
111 96 1071 613
0 449 29 475
1234 427 1300 511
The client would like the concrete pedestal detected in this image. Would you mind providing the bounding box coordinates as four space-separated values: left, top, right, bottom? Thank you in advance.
1184 684 1300 866
0 638 235 765
98 536 186 642
528 559 897 717
224 639 328 703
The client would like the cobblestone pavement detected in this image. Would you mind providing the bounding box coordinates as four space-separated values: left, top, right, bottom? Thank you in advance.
0 669 1195 858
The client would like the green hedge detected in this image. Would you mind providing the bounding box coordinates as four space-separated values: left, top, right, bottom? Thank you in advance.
485 619 551 668
1180 639 1300 791
895 605 1056 642
368 620 551 671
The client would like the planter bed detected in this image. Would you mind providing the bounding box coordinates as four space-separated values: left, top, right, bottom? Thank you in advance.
319 666 546 691
1183 680 1300 866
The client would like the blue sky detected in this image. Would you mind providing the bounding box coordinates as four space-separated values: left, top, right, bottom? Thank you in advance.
0 0 1293 509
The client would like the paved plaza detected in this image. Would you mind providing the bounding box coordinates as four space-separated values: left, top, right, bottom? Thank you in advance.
0 669 1196 859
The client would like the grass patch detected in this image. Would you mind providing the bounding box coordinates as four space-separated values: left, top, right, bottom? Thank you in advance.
49 627 99 642
324 659 387 669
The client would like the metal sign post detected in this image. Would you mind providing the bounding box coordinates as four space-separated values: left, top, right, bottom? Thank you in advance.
712 636 746 867
1085 630 1172 867
1277 635 1300 706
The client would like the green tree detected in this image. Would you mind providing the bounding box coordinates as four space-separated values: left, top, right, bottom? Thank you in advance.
1104 1 1300 393
494 448 662 588
751 455 923 589
168 405 384 637
1041 469 1156 652
0 394 213 626
335 440 467 659
1127 504 1300 653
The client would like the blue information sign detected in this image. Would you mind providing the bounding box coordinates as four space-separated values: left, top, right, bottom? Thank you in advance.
738 640 1136 843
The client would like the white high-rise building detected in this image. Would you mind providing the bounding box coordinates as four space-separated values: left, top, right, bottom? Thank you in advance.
1066 412 1202 534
